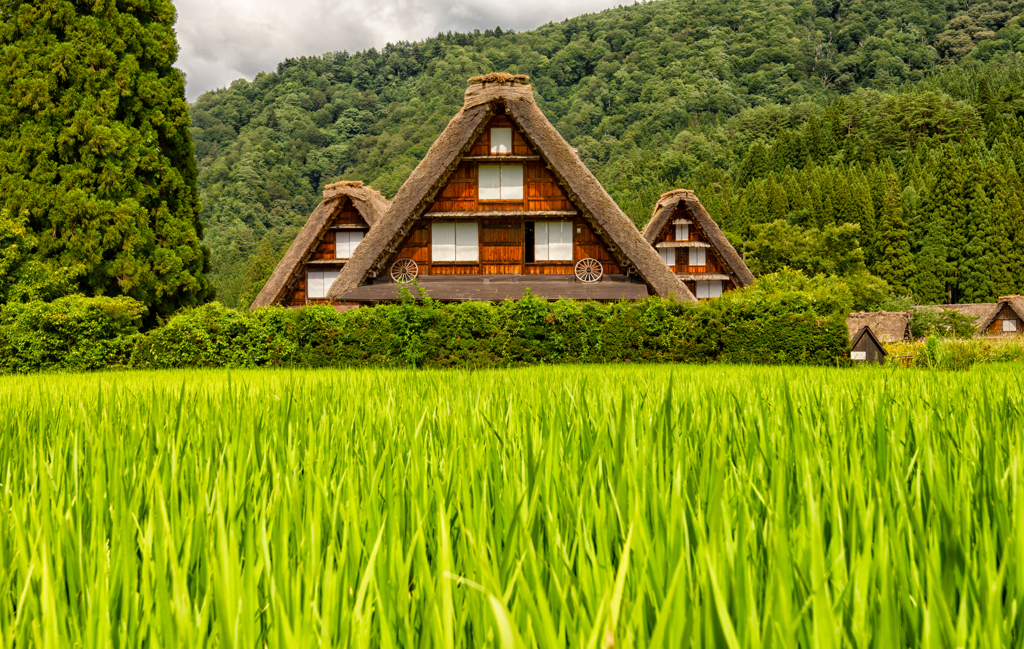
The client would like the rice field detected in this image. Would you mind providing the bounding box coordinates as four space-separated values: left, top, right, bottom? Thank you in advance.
0 363 1023 647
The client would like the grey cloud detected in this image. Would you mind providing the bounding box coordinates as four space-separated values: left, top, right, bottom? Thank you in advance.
174 0 623 101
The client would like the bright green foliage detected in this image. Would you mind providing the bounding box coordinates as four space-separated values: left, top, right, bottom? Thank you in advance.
0 0 212 315
910 307 982 339
0 275 852 373
0 363 1022 645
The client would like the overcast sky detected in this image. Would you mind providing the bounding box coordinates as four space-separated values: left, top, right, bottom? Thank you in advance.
174 0 625 101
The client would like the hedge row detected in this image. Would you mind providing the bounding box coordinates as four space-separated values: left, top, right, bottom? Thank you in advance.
0 273 851 373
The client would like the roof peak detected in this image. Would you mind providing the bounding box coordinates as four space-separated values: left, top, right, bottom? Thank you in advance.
463 75 535 109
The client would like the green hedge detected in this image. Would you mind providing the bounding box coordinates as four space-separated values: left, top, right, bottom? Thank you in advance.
0 275 850 373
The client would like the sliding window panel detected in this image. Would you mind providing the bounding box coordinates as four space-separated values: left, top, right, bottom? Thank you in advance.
691 248 706 266
695 281 710 299
500 165 524 200
658 247 675 266
478 165 501 200
534 222 550 261
323 271 339 295
455 222 479 262
432 223 456 262
550 221 573 260
675 224 688 241
490 128 512 154
307 272 325 299
708 280 723 298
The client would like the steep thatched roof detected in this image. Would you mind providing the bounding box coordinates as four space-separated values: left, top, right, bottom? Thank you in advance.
641 189 755 287
979 295 1024 332
327 80 694 302
913 302 997 335
846 311 912 342
250 183 390 309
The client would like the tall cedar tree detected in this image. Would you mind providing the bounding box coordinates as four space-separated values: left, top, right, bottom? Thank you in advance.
873 175 914 294
0 0 211 315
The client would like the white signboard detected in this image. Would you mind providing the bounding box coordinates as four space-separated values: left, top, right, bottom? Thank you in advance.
850 351 867 361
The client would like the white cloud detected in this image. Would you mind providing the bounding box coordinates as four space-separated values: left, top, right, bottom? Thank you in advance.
174 0 625 100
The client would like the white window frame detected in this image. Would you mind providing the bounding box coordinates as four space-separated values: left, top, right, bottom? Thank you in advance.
490 128 512 154
534 221 574 262
334 230 364 259
658 247 675 266
695 280 723 299
432 222 478 262
307 270 338 299
690 248 706 267
675 224 688 241
478 164 523 201
1005 319 1018 332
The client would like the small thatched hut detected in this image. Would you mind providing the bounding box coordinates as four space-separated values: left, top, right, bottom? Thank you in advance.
641 189 754 299
250 181 390 309
979 295 1024 336
323 74 693 305
845 311 912 342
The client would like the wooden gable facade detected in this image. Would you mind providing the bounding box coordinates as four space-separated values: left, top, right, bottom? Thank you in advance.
282 197 371 306
981 295 1024 337
326 77 692 304
386 114 622 280
642 189 754 299
249 181 390 309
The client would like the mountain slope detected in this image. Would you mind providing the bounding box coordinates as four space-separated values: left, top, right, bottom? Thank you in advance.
190 0 1024 306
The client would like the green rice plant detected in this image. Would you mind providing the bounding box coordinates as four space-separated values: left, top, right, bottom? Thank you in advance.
0 364 1021 647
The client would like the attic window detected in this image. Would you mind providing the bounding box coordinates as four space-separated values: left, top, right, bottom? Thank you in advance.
689 248 706 267
307 271 338 299
675 224 688 241
479 165 523 200
1005 319 1018 332
335 231 363 259
490 128 512 154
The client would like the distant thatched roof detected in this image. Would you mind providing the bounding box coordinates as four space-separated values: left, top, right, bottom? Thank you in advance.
641 189 755 287
846 311 912 342
327 79 694 302
249 183 390 309
467 73 530 85
979 295 1024 332
913 302 997 335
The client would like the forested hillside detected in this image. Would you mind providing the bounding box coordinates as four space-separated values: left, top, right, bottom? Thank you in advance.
190 0 1024 307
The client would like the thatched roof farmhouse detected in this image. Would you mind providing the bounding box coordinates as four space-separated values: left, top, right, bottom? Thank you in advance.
251 181 390 308
641 189 754 299
845 311 913 342
319 74 694 304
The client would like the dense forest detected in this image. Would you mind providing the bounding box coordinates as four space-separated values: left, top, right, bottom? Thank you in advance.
189 0 1024 307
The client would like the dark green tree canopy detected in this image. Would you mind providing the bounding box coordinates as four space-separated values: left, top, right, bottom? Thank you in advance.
0 0 211 315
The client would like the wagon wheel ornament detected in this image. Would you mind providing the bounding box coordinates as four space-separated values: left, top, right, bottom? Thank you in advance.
390 258 419 283
574 258 603 283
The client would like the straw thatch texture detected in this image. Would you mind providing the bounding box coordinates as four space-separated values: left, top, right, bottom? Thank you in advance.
327 82 694 302
979 295 1024 333
249 184 390 309
467 73 530 85
913 303 997 336
845 311 912 342
642 189 755 287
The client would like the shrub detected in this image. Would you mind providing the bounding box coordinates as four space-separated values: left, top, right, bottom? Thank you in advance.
0 295 146 373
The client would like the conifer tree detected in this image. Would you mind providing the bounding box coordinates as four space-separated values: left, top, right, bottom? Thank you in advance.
873 175 914 294
0 0 211 315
